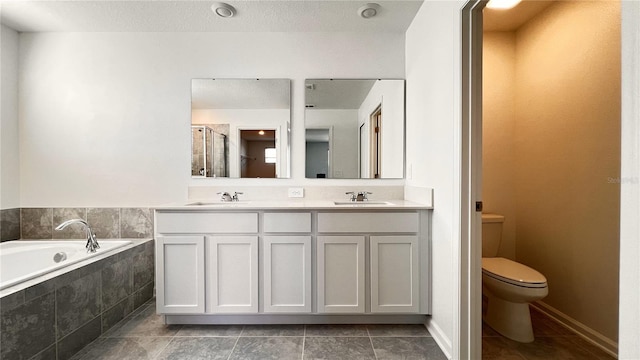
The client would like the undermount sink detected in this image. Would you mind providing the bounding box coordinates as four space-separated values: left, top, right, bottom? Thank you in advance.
333 201 392 206
186 201 250 206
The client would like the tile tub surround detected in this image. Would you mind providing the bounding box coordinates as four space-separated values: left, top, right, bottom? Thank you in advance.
0 239 154 360
18 207 153 240
71 305 447 360
1 208 21 241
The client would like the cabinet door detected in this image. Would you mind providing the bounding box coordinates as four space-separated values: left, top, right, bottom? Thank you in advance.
207 236 258 313
156 236 205 314
317 236 365 313
263 236 312 313
370 236 419 313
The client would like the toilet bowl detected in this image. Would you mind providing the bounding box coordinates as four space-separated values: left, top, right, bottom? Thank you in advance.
482 214 548 343
482 257 548 342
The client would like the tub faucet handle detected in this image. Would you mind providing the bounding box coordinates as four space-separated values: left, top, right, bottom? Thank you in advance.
232 192 243 202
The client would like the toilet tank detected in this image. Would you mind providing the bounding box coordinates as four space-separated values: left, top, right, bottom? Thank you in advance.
482 214 505 257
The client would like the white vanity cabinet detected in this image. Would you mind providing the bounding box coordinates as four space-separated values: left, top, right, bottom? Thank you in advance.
155 212 259 315
156 235 205 314
317 236 366 313
370 236 419 313
317 212 421 314
155 205 431 321
262 212 312 313
207 236 258 313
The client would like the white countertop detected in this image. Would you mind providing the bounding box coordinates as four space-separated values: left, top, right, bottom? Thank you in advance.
156 199 432 211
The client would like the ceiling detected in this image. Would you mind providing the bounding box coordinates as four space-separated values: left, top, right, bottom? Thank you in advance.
483 0 554 32
0 0 423 33
305 79 376 109
192 79 290 109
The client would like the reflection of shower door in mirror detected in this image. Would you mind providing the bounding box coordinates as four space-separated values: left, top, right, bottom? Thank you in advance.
370 106 382 178
212 131 228 177
191 125 228 178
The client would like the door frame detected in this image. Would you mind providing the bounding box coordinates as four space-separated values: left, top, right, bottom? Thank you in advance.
460 1 485 358
369 105 382 178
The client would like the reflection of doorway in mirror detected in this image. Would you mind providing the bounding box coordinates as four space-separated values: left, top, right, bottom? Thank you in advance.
370 106 382 178
305 128 332 178
239 129 276 178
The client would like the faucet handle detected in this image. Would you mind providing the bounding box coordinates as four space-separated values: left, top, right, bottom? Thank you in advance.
232 192 243 201
345 191 357 201
357 191 372 201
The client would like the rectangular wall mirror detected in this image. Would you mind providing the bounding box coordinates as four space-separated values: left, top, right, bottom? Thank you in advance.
304 79 405 179
191 79 291 178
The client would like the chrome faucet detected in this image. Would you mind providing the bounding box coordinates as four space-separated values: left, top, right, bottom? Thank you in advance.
55 219 100 253
217 191 243 202
217 192 233 201
345 191 373 202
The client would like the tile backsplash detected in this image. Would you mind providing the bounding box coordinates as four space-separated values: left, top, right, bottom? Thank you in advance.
0 208 153 242
0 208 21 241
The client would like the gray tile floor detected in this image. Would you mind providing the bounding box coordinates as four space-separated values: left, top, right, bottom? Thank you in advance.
71 299 447 360
482 306 617 360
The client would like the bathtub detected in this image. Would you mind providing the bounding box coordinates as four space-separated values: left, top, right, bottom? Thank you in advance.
0 240 132 290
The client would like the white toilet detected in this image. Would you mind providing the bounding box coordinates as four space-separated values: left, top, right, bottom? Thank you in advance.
482 213 548 343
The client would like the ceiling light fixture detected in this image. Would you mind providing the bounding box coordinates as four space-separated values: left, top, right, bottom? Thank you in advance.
258 130 265 135
358 3 380 19
486 0 522 10
212 2 236 18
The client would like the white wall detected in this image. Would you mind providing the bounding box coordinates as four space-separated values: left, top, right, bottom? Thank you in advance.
1 25 20 209
358 79 404 178
18 32 405 207
619 1 640 358
305 109 358 178
192 108 289 178
405 1 465 357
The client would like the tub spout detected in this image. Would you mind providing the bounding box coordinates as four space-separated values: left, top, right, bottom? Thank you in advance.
55 219 100 253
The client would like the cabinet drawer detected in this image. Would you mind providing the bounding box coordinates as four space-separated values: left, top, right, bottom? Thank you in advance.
317 212 418 233
264 213 311 233
156 212 258 234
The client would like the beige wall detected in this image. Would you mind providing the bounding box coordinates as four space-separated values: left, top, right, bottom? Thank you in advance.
482 32 517 260
483 0 620 342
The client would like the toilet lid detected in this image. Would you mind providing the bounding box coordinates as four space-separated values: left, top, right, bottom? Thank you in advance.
482 257 547 288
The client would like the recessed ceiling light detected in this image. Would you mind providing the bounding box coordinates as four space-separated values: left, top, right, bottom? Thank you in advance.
258 130 265 135
358 3 380 19
486 0 522 10
212 2 236 18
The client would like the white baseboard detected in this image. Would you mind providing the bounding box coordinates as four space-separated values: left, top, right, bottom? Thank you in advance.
425 318 453 360
532 301 618 358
